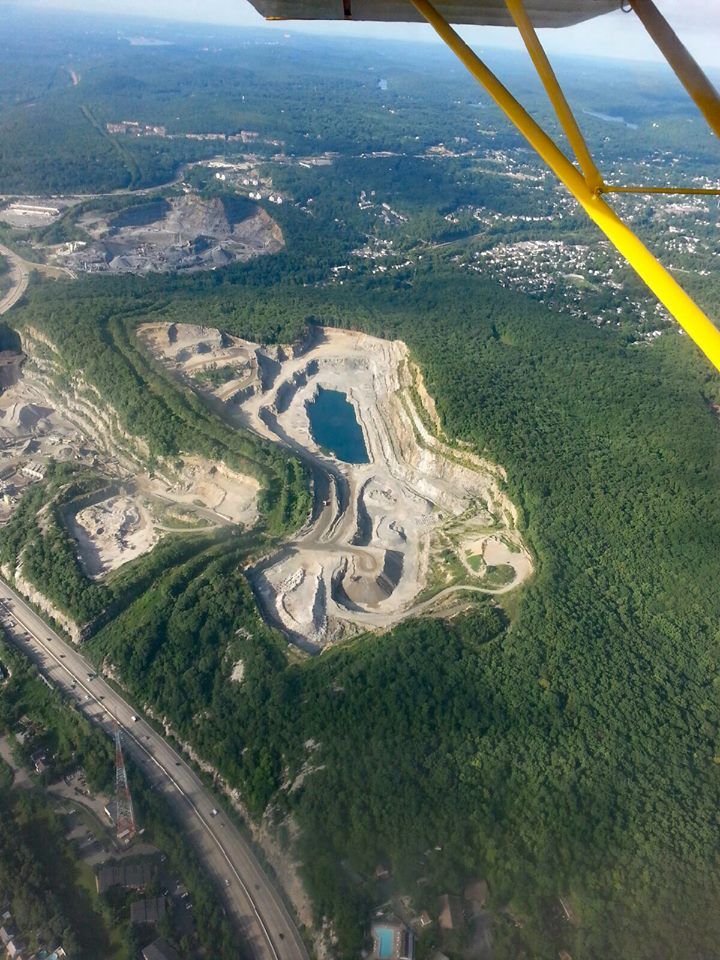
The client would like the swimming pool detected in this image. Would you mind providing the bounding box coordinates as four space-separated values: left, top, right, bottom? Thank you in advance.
375 926 395 960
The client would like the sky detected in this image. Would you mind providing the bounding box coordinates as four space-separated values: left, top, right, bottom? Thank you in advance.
8 0 720 68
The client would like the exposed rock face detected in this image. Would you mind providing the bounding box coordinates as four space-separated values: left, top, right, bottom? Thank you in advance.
67 493 159 579
52 195 284 274
0 351 24 393
0 325 259 638
12 566 83 642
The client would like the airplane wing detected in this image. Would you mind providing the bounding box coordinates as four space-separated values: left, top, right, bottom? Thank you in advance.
247 1 620 28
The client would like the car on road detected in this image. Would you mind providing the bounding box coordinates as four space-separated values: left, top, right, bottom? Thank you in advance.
130 715 138 722
211 808 218 816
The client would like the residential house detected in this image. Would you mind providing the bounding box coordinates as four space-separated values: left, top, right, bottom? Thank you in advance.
130 898 167 926
142 938 182 960
437 894 464 932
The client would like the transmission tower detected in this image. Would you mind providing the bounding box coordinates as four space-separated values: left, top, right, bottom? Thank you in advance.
113 720 137 845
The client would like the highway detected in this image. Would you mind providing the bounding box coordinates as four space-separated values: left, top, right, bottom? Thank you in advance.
0 576 309 960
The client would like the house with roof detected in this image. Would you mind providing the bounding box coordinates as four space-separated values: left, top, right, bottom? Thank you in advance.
463 879 488 910
130 897 167 926
437 894 464 932
6 937 26 960
96 859 154 894
141 938 182 960
30 750 48 775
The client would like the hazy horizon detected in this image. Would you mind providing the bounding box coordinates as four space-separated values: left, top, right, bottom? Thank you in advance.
4 0 720 69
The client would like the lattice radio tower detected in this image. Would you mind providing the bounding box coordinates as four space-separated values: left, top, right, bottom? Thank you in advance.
113 720 137 845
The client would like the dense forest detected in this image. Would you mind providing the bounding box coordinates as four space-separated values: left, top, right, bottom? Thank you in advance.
0 4 716 194
2 7 720 959
10 245 720 957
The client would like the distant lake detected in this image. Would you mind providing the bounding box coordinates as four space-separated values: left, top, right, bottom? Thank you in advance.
306 387 369 464
583 108 638 130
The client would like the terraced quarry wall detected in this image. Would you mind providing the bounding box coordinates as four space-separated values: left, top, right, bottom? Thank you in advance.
142 323 533 650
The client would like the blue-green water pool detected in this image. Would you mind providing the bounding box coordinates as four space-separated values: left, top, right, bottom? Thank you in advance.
306 387 369 464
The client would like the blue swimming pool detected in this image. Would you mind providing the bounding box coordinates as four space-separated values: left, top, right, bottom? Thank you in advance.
375 926 394 960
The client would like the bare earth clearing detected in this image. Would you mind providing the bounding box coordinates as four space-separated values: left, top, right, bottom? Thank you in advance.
141 323 533 651
66 494 158 578
48 194 284 274
0 327 259 576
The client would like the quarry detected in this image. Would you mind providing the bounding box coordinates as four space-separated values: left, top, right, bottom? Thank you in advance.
0 300 529 646
47 194 284 274
0 327 259 583
142 323 533 650
65 492 158 579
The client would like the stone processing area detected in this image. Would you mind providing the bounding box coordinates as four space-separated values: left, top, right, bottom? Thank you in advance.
48 194 284 274
141 323 533 651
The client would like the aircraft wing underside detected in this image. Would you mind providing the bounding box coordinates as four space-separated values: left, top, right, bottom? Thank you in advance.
247 0 620 28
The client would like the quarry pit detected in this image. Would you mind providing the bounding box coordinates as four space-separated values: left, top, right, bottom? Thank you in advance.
47 194 284 274
141 323 532 650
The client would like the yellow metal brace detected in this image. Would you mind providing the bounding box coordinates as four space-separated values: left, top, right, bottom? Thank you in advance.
604 185 720 197
409 0 720 375
504 0 604 194
504 0 720 199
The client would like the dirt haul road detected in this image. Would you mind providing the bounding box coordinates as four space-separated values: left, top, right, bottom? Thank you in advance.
0 577 309 960
0 242 74 316
0 244 29 315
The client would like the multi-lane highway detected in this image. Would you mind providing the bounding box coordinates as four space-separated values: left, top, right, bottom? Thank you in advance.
0 576 309 960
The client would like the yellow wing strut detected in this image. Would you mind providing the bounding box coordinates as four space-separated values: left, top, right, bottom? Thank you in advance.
504 0 604 194
409 0 720 374
628 0 720 141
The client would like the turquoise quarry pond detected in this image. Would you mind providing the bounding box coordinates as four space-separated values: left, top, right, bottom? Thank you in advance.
306 387 369 464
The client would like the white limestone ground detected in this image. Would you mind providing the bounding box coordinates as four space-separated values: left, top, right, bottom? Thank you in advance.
67 494 158 579
142 323 534 651
142 455 259 527
0 328 260 541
